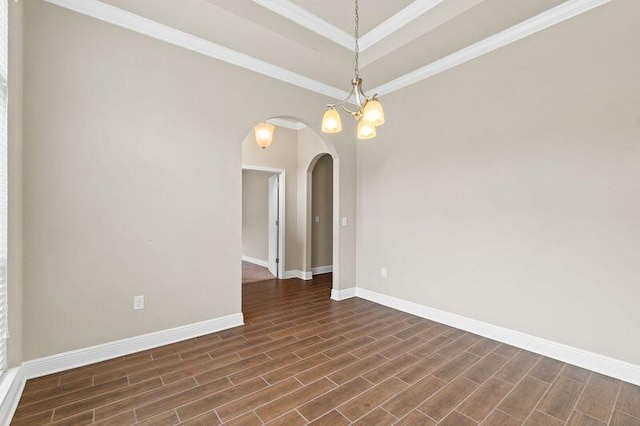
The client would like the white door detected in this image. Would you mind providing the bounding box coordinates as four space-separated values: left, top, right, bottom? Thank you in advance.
267 174 279 277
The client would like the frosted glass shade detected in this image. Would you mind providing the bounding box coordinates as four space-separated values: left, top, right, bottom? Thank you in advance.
321 108 342 133
362 99 385 127
357 118 376 140
254 122 275 149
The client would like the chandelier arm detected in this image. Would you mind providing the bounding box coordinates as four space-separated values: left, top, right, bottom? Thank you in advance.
338 103 360 117
354 84 363 110
326 81 357 109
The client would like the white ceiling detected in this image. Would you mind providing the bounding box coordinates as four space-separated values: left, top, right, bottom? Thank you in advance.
47 0 615 101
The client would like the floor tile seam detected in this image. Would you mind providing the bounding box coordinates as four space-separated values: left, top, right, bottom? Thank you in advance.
573 407 610 424
149 376 271 424
472 352 546 424
213 378 308 424
342 401 400 424
431 349 484 384
613 403 640 422
336 379 409 423
16 381 103 409
549 370 592 424
15 378 146 422
422 371 484 423
133 379 237 422
261 376 340 421
453 409 481 425
296 378 376 423
45 377 166 423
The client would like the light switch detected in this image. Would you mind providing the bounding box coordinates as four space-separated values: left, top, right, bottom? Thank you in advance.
315 216 320 223
341 217 347 226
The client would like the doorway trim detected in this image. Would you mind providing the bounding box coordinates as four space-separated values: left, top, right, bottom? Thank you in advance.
242 165 286 279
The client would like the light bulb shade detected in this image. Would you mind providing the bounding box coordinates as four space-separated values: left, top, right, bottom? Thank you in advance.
362 99 385 127
321 108 342 133
357 118 376 140
254 122 275 149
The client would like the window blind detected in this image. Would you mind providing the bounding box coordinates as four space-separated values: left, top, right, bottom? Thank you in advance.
0 0 9 375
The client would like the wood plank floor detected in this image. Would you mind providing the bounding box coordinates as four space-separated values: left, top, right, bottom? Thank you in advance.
13 274 640 425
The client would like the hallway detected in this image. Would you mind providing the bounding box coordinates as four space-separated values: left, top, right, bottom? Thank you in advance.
12 275 640 425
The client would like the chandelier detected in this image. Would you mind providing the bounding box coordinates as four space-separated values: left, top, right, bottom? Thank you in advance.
321 0 385 139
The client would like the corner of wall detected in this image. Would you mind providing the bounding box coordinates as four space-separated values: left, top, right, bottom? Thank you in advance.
7 0 25 368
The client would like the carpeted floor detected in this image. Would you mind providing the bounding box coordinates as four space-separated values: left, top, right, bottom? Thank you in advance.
242 260 276 284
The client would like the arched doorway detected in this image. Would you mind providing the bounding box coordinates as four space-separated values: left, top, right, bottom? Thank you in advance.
240 117 340 291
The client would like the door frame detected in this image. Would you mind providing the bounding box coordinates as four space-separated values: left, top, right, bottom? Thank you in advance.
242 165 286 279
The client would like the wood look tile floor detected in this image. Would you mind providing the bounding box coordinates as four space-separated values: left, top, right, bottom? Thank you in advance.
13 274 640 425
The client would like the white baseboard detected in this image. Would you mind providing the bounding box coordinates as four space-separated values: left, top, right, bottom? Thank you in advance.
354 287 640 386
0 367 26 426
21 313 244 380
311 265 333 275
331 287 357 301
283 270 312 280
242 256 269 268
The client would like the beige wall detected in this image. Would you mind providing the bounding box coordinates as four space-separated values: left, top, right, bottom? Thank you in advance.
297 127 332 274
242 128 299 271
311 155 333 268
242 170 271 262
22 1 357 360
356 0 640 365
7 0 24 368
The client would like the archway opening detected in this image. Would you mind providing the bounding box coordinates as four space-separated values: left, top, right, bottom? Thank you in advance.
240 117 339 298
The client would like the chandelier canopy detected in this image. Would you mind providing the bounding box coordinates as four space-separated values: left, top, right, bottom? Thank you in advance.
321 0 385 139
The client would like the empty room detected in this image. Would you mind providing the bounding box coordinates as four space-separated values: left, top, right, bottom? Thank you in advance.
0 0 638 425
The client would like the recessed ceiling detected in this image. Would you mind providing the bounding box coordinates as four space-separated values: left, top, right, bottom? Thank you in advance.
48 0 616 101
290 0 416 34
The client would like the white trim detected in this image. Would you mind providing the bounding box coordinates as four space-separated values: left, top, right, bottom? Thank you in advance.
266 118 306 130
330 287 356 301
45 0 614 101
242 165 286 279
359 0 445 50
311 265 333 275
242 255 269 269
251 0 353 50
354 288 640 386
372 0 613 96
242 165 285 174
283 270 312 280
21 313 244 380
44 0 349 101
0 367 26 426
252 0 445 52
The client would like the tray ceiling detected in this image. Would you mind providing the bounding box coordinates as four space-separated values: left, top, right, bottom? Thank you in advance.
46 0 615 101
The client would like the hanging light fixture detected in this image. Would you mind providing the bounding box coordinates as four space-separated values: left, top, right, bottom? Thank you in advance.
321 0 385 139
254 122 275 149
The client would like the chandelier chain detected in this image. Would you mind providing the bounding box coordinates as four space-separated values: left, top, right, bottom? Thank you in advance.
354 0 359 79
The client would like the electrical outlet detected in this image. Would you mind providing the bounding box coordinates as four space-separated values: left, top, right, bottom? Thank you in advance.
133 295 145 310
381 268 387 278
315 216 320 223
341 217 348 226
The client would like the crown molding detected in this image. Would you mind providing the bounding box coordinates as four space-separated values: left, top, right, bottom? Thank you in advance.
372 0 613 96
44 0 350 101
267 118 307 130
252 0 446 52
359 0 445 51
251 0 354 51
45 0 614 103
